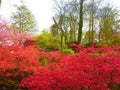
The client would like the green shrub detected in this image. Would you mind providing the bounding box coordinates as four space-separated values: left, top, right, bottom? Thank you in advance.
41 58 47 66
33 30 61 50
62 49 75 54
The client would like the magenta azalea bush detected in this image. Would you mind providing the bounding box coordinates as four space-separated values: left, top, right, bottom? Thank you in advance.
20 45 120 90
0 43 120 89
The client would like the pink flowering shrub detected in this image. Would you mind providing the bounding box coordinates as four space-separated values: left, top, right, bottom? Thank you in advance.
0 19 30 46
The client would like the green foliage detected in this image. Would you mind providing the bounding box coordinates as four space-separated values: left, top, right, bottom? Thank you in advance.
84 42 92 47
98 4 120 46
83 30 97 44
41 58 47 66
62 49 74 54
12 5 37 32
111 32 120 45
34 30 61 50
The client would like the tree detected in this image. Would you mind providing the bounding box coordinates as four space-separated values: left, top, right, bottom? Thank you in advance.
64 1 78 42
52 0 120 46
78 0 84 43
83 30 97 45
12 5 37 32
98 4 120 45
84 0 102 44
52 0 84 46
0 19 30 46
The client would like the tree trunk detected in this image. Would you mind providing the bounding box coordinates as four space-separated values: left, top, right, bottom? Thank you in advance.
91 12 94 43
88 13 92 44
60 29 64 51
78 0 84 43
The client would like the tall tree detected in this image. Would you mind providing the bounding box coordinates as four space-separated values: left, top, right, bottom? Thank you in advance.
84 0 102 44
78 0 84 43
12 5 37 32
53 0 85 44
98 4 120 45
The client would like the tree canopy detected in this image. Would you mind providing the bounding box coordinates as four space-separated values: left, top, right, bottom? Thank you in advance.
12 5 37 32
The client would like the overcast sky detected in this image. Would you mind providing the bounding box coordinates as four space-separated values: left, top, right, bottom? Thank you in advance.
0 0 120 32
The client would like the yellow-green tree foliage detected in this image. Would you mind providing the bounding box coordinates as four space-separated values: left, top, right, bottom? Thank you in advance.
34 30 61 50
12 5 37 32
83 30 97 44
99 5 120 46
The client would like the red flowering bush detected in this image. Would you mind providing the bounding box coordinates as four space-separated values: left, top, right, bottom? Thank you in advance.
0 45 42 89
0 36 120 90
0 44 63 89
69 43 84 53
24 39 37 47
21 46 120 90
0 45 41 74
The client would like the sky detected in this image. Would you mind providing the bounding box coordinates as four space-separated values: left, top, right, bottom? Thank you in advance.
0 0 120 33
